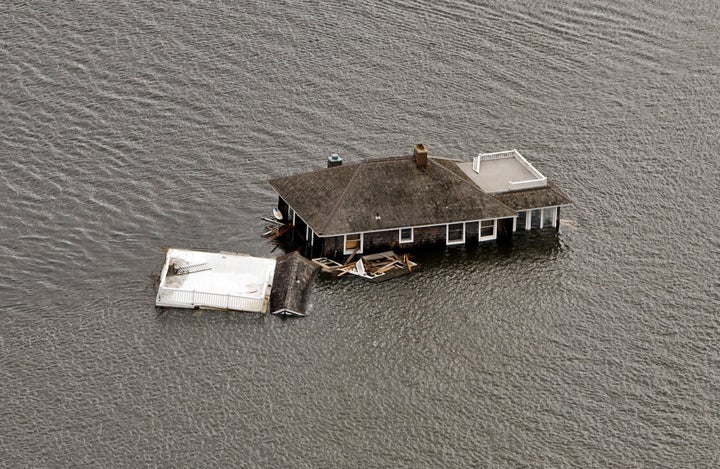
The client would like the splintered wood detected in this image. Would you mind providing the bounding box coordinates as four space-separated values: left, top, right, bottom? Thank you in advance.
261 217 306 248
312 251 418 282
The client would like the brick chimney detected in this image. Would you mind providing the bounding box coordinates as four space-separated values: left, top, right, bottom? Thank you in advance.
414 144 428 170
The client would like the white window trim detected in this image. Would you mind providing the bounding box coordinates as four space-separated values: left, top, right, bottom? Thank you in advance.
399 227 414 244
343 233 363 255
288 207 296 225
479 219 497 241
446 223 465 245
540 205 558 228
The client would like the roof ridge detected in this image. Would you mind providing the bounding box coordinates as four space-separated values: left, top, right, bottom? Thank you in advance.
318 164 363 234
360 155 413 163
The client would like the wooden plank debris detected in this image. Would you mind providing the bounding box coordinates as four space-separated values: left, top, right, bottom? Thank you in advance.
313 251 418 282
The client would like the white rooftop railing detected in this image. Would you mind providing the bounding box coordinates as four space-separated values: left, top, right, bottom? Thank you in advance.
473 150 518 172
473 149 547 192
156 261 274 313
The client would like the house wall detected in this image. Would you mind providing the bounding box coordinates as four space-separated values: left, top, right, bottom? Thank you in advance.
312 212 578 258
318 226 448 258
320 235 345 258
294 217 307 243
412 225 447 246
277 197 289 220
364 230 400 252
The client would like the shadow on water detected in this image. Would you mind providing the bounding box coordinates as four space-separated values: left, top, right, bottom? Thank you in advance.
154 306 268 326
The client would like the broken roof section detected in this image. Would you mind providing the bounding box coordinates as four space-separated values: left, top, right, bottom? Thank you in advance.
156 249 275 313
270 251 319 317
156 249 319 317
268 156 517 236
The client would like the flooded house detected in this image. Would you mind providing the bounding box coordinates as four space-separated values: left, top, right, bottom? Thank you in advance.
268 145 572 259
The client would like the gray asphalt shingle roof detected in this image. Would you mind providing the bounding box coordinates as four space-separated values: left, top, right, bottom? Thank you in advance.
268 155 571 236
494 181 572 211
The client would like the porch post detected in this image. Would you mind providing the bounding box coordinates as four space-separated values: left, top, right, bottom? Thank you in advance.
555 207 561 232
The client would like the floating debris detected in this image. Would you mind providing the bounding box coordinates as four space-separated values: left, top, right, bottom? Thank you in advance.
312 251 417 282
156 249 317 317
156 249 275 313
171 262 211 275
270 251 319 317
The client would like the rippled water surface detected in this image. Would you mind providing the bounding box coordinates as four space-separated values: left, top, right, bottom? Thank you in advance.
1 1 719 466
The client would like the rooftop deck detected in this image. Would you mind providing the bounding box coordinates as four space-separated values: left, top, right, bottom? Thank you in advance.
457 150 547 194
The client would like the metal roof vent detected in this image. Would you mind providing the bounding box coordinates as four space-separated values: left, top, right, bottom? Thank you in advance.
327 153 343 168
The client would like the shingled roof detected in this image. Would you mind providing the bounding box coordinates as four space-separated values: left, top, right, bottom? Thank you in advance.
494 181 572 211
268 156 517 236
270 251 319 316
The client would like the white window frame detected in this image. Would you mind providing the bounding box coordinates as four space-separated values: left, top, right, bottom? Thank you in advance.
540 206 557 229
399 227 414 244
343 233 363 255
479 219 497 241
446 223 465 245
529 209 540 230
288 207 296 225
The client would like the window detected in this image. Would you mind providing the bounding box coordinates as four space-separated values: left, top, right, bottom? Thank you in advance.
480 219 495 239
542 207 556 229
344 233 362 254
399 228 413 243
446 223 465 245
516 211 527 231
530 209 541 229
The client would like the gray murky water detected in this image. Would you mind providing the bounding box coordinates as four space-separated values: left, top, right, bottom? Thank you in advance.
1 1 719 466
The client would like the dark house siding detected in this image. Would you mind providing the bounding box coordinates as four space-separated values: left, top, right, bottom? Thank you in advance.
318 225 449 258
365 230 399 253
315 220 516 258
408 225 446 248
277 197 289 220
319 235 344 258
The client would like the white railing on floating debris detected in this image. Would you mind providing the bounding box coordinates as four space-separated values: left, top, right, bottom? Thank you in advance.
158 287 266 312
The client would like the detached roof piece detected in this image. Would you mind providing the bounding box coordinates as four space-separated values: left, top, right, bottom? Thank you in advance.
268 156 516 236
270 251 319 317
